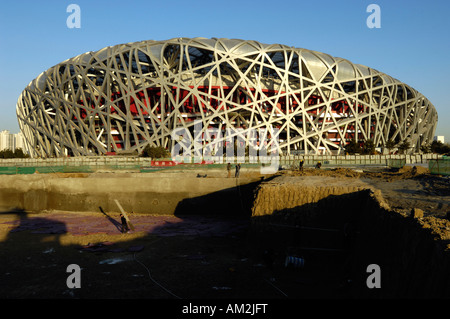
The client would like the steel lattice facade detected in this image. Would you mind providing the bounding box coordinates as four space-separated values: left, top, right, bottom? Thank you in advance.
16 37 438 158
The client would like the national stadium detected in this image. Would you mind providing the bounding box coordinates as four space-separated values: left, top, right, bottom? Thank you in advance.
16 37 438 158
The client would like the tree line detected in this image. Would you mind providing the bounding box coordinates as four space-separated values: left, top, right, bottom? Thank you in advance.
344 139 450 156
0 148 30 159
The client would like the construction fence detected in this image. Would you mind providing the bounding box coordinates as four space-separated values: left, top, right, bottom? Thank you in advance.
428 157 450 176
0 153 444 175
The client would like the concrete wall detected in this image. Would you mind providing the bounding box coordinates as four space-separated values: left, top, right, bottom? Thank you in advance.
0 172 262 215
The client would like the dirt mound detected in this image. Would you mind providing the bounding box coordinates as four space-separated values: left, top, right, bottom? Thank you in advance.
419 217 450 242
416 175 450 196
362 165 430 182
330 167 362 178
285 166 430 180
398 165 429 176
284 167 362 178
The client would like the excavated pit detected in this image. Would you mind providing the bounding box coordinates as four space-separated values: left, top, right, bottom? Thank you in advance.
0 168 449 298
249 176 450 298
0 171 263 215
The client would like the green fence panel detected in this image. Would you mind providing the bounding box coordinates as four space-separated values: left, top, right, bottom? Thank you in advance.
62 165 93 173
387 158 406 168
108 164 140 170
35 166 65 174
428 159 450 176
17 167 36 174
0 167 17 174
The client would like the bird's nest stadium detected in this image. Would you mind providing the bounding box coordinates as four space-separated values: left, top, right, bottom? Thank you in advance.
16 37 438 158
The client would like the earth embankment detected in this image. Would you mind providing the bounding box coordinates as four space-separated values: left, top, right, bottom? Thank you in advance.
250 170 450 298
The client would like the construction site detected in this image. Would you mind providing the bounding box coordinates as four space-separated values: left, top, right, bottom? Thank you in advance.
0 161 449 299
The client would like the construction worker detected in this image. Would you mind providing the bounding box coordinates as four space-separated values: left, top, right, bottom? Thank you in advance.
315 161 322 169
235 163 241 178
120 213 129 233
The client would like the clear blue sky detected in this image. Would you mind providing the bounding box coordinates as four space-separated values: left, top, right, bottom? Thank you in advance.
1 0 449 141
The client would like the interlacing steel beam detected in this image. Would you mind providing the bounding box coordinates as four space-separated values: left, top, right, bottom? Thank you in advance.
16 37 438 158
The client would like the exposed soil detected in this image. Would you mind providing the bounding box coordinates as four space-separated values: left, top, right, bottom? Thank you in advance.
283 166 450 217
0 165 449 303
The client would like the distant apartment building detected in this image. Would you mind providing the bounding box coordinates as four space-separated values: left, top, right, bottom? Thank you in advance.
0 130 25 151
434 136 445 144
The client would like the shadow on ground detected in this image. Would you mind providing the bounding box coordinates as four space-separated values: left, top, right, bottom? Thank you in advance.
0 175 305 299
3 172 447 300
